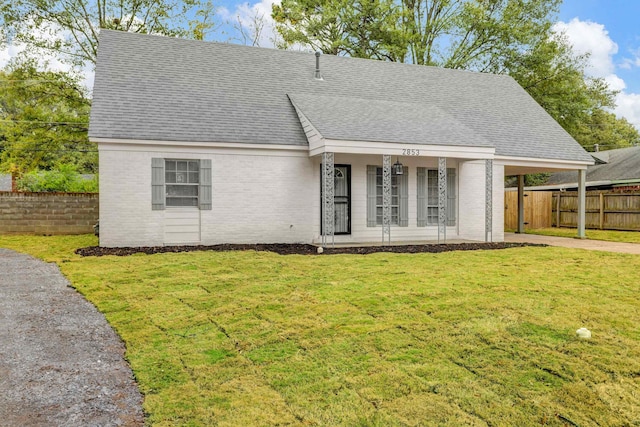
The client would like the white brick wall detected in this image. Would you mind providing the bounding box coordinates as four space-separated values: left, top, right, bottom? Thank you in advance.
457 160 504 242
99 145 504 247
99 146 316 247
458 161 488 241
100 150 164 247
492 164 505 242
201 154 316 244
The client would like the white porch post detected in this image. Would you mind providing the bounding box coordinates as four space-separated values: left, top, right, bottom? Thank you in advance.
577 168 586 239
321 152 335 247
485 159 493 242
438 157 447 243
382 155 391 244
517 175 525 234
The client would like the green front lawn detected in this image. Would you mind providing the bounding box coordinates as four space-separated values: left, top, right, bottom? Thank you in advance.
2 235 640 425
526 227 640 244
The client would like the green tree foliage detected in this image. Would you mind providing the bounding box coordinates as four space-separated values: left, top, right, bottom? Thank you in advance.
273 0 403 59
273 0 640 152
273 0 562 69
0 0 217 66
572 110 640 151
502 32 638 148
17 163 98 192
0 61 95 173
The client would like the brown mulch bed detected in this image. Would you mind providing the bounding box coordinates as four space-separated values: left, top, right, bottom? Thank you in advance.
75 242 545 257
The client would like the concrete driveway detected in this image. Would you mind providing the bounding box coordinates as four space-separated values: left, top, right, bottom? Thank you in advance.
0 248 143 426
505 232 640 254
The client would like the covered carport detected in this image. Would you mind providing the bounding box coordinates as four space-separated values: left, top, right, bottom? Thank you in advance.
501 158 590 238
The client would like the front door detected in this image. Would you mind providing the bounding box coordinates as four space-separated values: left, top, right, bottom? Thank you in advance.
321 165 351 235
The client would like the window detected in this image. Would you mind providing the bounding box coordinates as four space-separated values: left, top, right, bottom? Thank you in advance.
366 165 408 227
151 158 212 210
376 167 400 225
417 167 456 226
165 160 199 207
426 169 439 225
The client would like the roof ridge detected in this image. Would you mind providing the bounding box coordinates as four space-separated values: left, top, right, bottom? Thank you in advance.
98 29 512 81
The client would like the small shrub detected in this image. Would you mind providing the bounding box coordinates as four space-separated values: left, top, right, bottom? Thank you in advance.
17 164 98 193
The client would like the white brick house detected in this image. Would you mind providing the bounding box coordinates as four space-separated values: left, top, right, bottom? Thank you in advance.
90 31 593 247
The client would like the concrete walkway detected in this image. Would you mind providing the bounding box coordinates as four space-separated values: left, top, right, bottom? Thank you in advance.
0 248 143 426
505 232 640 254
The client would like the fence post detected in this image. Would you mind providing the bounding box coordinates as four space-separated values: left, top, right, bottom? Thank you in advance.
599 192 604 230
556 192 561 227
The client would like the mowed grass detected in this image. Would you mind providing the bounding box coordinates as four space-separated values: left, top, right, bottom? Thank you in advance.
2 235 640 426
526 227 640 244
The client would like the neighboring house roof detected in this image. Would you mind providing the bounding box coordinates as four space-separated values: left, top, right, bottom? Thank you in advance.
0 174 11 191
525 146 640 190
89 30 592 163
510 147 640 190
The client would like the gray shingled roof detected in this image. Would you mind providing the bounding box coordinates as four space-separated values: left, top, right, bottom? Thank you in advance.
288 94 493 147
89 30 592 163
546 146 640 185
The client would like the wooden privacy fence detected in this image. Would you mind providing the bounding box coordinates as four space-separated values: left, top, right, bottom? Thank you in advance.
504 191 553 230
553 191 640 231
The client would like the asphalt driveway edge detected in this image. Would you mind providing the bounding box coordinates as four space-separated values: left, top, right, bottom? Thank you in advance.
0 248 144 426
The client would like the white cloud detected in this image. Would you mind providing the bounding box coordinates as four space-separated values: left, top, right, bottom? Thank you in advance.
617 92 640 128
553 19 617 76
605 74 626 92
620 48 640 70
220 0 281 48
555 18 640 131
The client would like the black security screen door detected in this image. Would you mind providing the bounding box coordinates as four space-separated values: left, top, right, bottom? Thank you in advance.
321 165 351 235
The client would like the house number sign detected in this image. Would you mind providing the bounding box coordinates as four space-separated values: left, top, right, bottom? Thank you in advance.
402 149 420 156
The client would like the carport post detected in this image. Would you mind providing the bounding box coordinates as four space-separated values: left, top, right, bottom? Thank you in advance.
517 175 525 234
577 169 586 239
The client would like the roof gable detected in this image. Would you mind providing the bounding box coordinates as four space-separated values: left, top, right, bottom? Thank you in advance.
288 93 493 147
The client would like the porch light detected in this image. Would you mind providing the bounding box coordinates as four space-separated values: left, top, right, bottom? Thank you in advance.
393 158 404 175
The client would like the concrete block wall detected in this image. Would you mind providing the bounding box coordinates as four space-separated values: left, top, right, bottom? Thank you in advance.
0 192 98 235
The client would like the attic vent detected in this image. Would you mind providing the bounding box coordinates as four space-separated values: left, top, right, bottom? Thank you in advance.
314 51 323 80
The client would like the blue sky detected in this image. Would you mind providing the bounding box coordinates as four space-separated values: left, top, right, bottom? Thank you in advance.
555 0 640 128
1 0 639 129
559 0 640 92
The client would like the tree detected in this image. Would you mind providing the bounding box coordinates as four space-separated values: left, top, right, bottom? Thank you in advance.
506 32 640 150
505 32 612 136
0 60 94 173
0 0 217 66
273 0 403 60
273 0 562 69
574 110 640 151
